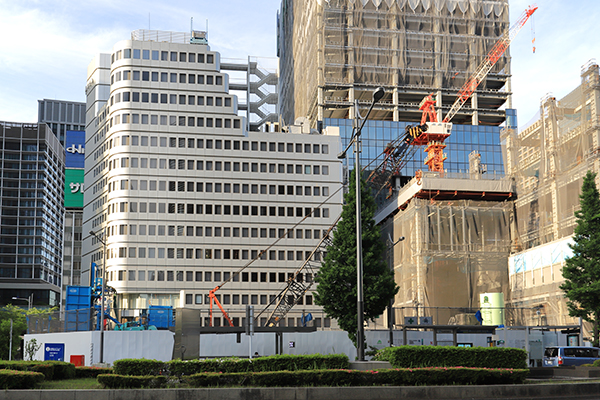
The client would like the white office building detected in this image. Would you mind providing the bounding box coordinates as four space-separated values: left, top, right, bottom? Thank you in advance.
82 30 343 327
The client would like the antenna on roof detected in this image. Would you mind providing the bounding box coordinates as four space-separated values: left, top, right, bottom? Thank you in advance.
191 17 193 36
206 19 209 40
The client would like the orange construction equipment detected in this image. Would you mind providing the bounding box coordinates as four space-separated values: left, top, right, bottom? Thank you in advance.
411 4 538 174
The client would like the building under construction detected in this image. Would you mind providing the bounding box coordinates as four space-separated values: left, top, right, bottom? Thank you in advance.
278 0 512 128
502 60 600 328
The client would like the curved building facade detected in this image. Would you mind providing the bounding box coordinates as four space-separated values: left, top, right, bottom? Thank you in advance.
83 31 343 327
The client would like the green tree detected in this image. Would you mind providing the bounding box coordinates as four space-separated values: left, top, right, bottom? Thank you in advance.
0 305 28 360
314 169 398 346
560 171 600 346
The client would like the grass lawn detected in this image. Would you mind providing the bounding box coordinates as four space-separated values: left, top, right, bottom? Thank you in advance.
36 378 102 390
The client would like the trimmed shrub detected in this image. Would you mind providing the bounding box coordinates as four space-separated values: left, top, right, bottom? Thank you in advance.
182 367 528 388
592 359 600 367
0 369 45 389
42 361 76 379
381 346 527 369
167 354 349 376
75 366 113 378
28 363 55 380
372 347 394 362
97 374 167 389
113 359 166 376
168 358 252 376
0 360 75 380
251 354 349 372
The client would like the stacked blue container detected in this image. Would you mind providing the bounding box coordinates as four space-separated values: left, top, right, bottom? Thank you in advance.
65 285 92 331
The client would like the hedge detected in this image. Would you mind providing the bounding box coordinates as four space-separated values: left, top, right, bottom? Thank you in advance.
113 354 349 377
113 359 166 376
373 346 527 369
0 369 45 389
0 360 75 380
168 354 349 376
75 366 113 378
183 368 527 388
98 367 527 389
97 374 167 389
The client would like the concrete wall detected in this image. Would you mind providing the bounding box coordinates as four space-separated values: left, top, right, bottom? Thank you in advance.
24 330 174 366
6 383 600 400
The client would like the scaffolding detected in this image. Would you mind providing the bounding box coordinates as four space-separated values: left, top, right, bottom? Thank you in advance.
278 0 511 127
501 60 600 331
379 177 514 326
502 61 600 251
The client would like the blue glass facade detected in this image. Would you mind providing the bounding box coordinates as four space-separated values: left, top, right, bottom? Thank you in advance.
325 118 506 177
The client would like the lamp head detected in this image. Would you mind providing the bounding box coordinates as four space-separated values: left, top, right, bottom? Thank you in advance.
373 87 385 103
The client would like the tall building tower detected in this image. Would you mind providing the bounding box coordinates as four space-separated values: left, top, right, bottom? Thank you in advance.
0 122 64 308
38 100 87 308
278 0 512 176
82 30 343 327
38 99 86 145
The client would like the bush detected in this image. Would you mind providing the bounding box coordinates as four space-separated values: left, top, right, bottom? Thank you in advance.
182 367 528 388
251 354 349 372
592 359 600 367
167 354 349 376
0 360 76 380
42 361 76 379
382 346 527 369
0 369 44 389
372 347 394 362
75 366 113 378
97 374 168 389
113 359 166 376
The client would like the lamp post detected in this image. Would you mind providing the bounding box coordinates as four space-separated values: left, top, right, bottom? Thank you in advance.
386 235 405 347
12 295 32 310
90 229 107 364
338 86 385 361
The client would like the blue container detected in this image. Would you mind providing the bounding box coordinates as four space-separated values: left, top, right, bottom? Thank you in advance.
148 305 174 329
65 285 92 310
65 286 93 331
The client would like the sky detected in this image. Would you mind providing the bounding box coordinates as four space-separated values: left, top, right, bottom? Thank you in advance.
0 0 598 131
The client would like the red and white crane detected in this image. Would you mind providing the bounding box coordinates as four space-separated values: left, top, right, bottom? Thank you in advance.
369 4 537 191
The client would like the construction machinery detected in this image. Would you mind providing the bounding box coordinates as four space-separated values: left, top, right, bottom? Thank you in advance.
208 5 538 328
368 4 538 193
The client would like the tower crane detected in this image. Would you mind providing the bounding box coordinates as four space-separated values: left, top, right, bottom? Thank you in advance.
208 5 538 329
368 4 537 193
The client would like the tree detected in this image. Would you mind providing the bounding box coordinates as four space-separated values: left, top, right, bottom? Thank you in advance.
560 170 600 346
0 305 28 360
314 169 398 346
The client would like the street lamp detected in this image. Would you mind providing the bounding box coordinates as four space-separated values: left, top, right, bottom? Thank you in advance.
90 229 107 364
12 295 32 310
338 86 385 361
386 235 405 347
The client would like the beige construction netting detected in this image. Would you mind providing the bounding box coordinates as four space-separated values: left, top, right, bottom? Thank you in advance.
279 0 510 124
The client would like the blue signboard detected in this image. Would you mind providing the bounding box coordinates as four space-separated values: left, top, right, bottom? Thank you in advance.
44 343 65 361
65 130 85 169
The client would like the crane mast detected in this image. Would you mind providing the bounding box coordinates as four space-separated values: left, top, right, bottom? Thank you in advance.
368 4 537 191
443 4 538 124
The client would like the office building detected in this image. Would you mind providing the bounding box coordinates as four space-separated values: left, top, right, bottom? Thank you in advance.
38 100 87 308
38 99 86 145
0 122 64 308
82 30 343 327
